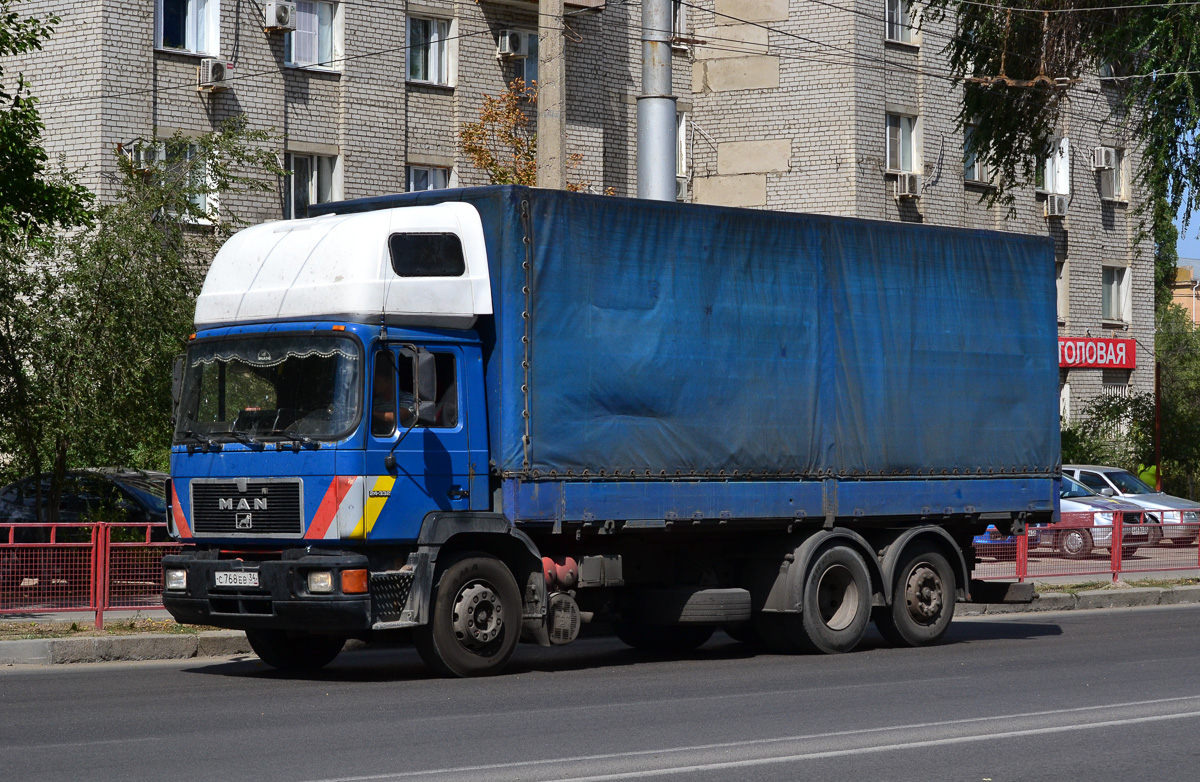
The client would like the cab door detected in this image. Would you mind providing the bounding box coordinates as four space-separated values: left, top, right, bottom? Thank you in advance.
363 345 472 542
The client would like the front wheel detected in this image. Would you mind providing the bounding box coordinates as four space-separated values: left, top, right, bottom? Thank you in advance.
875 544 956 648
1058 529 1092 560
414 554 522 678
245 629 346 672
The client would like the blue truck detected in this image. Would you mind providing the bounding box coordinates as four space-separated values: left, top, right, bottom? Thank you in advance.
162 186 1059 676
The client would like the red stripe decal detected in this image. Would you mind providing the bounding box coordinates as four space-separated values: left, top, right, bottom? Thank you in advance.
305 476 355 540
171 481 192 539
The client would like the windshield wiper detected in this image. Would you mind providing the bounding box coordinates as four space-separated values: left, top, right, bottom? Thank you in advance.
210 428 264 450
178 430 221 453
270 429 320 452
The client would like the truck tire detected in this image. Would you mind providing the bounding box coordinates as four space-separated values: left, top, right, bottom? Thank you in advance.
246 629 346 672
754 544 872 654
874 544 956 648
414 553 522 678
614 622 714 653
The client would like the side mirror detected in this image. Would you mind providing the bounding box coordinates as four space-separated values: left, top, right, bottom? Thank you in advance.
1100 488 1115 497
171 354 185 415
414 349 439 427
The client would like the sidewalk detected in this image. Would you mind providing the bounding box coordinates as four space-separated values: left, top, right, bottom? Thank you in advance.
4 572 1200 666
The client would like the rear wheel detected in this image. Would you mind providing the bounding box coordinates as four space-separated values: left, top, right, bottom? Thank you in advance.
246 629 346 672
1058 529 1092 560
875 544 956 647
757 545 872 654
414 554 522 678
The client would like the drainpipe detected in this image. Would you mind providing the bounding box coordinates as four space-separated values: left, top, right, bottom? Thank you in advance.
637 0 676 201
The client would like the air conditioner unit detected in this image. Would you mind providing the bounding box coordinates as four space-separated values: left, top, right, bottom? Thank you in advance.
1045 194 1068 218
264 1 297 32
497 30 530 58
1092 146 1116 170
197 58 234 91
675 176 688 201
894 173 920 199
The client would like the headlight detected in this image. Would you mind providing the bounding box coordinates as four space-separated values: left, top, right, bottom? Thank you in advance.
307 571 334 594
165 569 187 591
1095 512 1114 526
1185 512 1199 524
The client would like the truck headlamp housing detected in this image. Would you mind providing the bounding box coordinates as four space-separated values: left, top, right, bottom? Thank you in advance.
308 571 334 594
165 569 187 591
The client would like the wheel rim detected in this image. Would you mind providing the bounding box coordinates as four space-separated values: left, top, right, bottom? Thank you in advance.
452 580 504 652
816 564 860 631
1062 530 1085 555
903 563 943 627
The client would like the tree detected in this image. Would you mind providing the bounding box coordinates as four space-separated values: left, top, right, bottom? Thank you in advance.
925 2 1200 241
0 116 282 521
459 78 606 193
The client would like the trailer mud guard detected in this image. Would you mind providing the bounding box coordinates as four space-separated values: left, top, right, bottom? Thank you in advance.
761 528 885 613
878 526 971 603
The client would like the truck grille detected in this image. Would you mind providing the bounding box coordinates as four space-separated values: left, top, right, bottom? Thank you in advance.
190 479 304 537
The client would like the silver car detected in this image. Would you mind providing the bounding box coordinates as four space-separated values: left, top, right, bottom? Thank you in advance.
1037 475 1148 558
1063 465 1200 545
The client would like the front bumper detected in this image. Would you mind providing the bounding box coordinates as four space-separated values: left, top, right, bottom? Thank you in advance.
161 551 372 632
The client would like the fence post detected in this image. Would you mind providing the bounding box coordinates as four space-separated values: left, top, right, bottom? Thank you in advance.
93 523 108 631
1017 527 1028 582
1111 514 1123 583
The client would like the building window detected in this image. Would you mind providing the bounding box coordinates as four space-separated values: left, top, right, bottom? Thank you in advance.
1035 137 1070 195
886 0 914 43
284 153 338 219
1059 381 1071 424
963 124 989 183
408 17 451 85
156 0 219 55
886 113 917 173
516 30 539 85
286 1 339 68
407 165 450 192
672 0 686 37
676 112 688 178
1100 147 1127 202
1056 261 1068 322
1101 265 1130 323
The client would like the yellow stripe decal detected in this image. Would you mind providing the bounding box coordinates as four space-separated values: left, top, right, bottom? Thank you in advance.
364 475 396 536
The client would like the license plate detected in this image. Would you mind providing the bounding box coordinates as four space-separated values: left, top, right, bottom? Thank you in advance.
215 571 259 587
1128 526 1148 535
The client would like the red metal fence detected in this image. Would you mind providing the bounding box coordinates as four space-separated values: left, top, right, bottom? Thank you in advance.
971 511 1200 582
0 523 181 628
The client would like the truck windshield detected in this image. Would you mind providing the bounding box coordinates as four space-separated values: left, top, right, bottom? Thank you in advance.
174 334 362 443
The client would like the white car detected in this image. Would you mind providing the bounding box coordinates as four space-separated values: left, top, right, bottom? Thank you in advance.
1039 475 1148 559
1064 465 1200 545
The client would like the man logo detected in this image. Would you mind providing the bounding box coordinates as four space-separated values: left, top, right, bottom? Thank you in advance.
219 497 268 511
236 513 253 529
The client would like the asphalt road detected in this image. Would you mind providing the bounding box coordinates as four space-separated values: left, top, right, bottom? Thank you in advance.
4 605 1200 782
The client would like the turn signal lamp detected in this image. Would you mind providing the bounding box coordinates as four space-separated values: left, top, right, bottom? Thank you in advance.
341 569 369 594
165 569 187 590
308 571 334 594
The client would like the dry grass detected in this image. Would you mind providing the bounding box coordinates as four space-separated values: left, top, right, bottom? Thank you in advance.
0 618 220 641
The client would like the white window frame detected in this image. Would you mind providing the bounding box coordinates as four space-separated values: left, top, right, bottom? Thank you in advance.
676 111 688 179
1101 264 1131 324
407 165 451 192
1059 381 1071 424
886 113 918 174
1055 261 1068 323
284 152 340 219
885 0 915 44
155 0 220 56
1036 136 1071 195
963 124 990 184
1100 147 1127 202
672 0 687 38
407 16 454 86
513 28 539 86
286 1 343 70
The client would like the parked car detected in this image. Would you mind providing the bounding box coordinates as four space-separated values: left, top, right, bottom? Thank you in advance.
0 469 168 540
972 524 1020 560
1036 475 1149 560
1063 465 1200 545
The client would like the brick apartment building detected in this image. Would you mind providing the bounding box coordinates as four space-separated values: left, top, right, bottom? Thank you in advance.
3 0 1152 419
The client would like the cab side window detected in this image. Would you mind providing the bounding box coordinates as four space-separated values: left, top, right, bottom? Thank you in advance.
396 351 458 429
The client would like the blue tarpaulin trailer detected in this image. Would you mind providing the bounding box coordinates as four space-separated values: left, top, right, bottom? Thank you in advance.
163 186 1059 676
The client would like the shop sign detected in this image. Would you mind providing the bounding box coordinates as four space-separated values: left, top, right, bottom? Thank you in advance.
1058 337 1136 369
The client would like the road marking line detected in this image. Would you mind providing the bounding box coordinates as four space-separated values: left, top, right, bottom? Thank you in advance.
298 695 1200 782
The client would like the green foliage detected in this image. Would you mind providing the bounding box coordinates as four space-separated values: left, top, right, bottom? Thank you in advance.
925 1 1200 229
0 2 92 237
0 116 282 519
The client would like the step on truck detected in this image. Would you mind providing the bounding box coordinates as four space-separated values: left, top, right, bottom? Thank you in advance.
162 186 1060 676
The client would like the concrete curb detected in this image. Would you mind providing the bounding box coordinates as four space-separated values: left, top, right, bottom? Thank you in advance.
956 583 1200 616
1 631 251 666
5 586 1200 665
